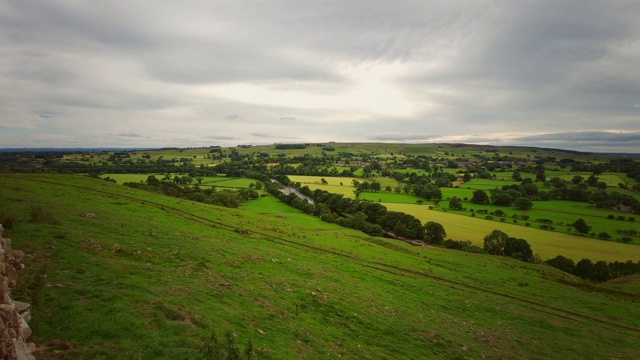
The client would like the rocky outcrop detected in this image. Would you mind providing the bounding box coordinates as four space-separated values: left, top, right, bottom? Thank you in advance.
0 224 35 360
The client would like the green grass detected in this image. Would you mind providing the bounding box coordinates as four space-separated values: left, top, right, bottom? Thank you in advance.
358 192 423 204
2 174 640 359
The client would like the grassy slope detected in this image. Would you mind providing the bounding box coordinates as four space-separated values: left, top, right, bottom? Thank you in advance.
1 174 639 359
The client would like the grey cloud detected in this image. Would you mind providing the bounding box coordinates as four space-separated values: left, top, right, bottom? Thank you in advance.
203 135 238 141
117 133 142 138
32 110 58 119
224 115 243 122
2 1 640 151
513 131 640 144
368 134 439 142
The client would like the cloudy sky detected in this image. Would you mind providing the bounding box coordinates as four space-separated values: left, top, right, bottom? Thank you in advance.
1 1 640 152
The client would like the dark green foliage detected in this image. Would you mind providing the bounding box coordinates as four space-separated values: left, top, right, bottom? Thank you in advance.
546 257 640 282
424 221 446 245
448 196 463 210
443 239 472 250
545 255 576 274
275 143 307 149
574 258 595 279
200 331 253 360
470 190 489 204
29 205 62 225
0 212 16 229
483 230 508 256
572 218 591 235
514 197 533 211
504 237 533 262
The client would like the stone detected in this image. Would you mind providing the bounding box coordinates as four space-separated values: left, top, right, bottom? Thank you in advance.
6 266 17 289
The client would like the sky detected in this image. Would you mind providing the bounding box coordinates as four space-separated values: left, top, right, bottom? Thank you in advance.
1 1 640 153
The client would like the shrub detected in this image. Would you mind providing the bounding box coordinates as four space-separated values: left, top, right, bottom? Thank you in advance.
200 330 253 360
628 217 635 222
0 213 16 229
607 214 615 219
29 205 61 225
617 215 626 221
444 239 472 250
485 215 494 220
461 245 486 254
620 237 632 243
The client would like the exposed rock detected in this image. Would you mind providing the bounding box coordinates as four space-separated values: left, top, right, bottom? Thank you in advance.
0 223 35 359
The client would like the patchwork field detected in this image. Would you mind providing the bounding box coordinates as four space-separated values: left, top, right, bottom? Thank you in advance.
383 202 640 262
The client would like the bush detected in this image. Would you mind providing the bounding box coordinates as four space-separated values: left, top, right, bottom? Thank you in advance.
444 239 472 250
598 232 611 240
461 245 486 254
485 215 494 220
617 215 626 221
607 214 615 219
0 213 16 229
29 205 62 225
200 330 253 360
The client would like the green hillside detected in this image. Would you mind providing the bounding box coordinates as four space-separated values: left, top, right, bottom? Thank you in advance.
1 174 639 359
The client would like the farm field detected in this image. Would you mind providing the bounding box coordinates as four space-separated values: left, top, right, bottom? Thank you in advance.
103 174 260 189
383 202 640 262
285 174 640 245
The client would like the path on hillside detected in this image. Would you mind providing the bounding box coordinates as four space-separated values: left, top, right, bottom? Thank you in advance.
21 176 640 334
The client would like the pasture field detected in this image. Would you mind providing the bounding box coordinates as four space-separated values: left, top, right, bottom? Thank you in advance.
200 177 259 188
288 175 354 187
288 175 401 198
1 174 639 359
102 174 259 189
358 192 423 204
457 179 520 190
383 202 640 262
438 198 639 240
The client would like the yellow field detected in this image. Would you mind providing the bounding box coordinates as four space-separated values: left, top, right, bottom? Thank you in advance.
384 203 640 262
288 175 401 198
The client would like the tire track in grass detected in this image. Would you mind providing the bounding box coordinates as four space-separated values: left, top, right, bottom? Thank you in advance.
26 176 640 334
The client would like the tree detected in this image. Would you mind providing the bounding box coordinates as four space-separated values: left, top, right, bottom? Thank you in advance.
572 218 591 235
448 196 463 210
493 193 513 206
514 197 533 211
471 190 489 204
435 176 451 188
424 221 446 245
503 237 533 262
512 169 522 181
574 258 595 280
483 230 509 256
593 260 612 282
545 255 575 274
571 175 584 185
